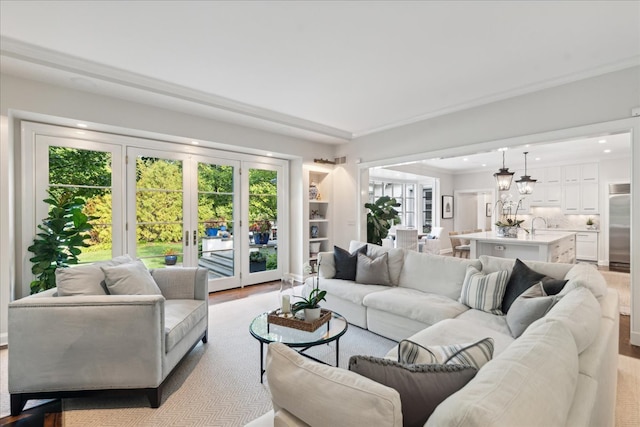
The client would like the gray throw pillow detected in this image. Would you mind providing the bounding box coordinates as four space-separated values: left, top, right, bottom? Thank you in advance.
507 282 559 338
502 259 568 313
56 254 134 296
355 252 391 286
349 355 477 427
101 260 162 295
334 245 367 280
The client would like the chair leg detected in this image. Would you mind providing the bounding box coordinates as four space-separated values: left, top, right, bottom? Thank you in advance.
11 394 26 416
147 387 162 408
202 329 208 344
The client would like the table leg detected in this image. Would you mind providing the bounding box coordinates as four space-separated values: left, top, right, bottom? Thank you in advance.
336 338 340 367
260 341 265 384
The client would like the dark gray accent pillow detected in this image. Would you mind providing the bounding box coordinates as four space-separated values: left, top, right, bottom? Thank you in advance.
349 355 477 427
334 245 366 280
507 282 559 337
355 252 391 285
502 259 567 313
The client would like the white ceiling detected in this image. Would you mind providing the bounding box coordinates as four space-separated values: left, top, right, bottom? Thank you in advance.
1 1 639 144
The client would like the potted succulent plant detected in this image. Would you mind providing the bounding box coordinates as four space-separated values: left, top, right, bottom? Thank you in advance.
292 287 327 321
164 248 178 265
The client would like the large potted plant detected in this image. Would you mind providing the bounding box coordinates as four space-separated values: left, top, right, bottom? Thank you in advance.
28 190 95 293
250 219 272 244
494 194 526 238
365 196 401 245
249 250 267 272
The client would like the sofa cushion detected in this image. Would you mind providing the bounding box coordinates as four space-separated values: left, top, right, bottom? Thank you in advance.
426 320 579 427
356 252 391 286
349 241 405 286
334 245 366 280
560 263 608 300
534 286 601 353
454 309 511 336
363 287 469 326
266 343 403 427
479 255 573 279
459 266 508 315
164 299 207 353
315 278 390 306
56 254 134 296
349 355 477 427
386 318 515 360
506 282 558 338
102 260 163 296
398 251 481 300
398 337 494 369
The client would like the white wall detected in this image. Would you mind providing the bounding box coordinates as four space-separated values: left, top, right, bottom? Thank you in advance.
337 66 640 345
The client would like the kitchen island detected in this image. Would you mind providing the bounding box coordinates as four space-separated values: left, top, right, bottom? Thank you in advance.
457 230 576 263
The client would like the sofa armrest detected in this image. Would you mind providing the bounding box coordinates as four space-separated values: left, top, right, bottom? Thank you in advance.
9 293 165 393
151 267 207 300
317 251 335 278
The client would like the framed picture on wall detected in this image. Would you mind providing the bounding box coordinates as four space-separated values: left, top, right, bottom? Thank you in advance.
442 195 453 219
486 203 492 217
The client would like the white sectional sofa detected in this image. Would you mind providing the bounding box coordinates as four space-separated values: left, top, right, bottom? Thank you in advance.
250 241 618 427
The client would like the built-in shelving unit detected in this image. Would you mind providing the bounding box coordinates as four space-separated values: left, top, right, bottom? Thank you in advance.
304 166 333 269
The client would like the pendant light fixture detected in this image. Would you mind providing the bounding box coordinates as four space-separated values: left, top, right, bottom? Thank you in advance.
493 150 514 191
516 151 537 195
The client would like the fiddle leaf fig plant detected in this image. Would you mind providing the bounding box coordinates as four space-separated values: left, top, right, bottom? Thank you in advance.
365 196 401 245
28 190 95 294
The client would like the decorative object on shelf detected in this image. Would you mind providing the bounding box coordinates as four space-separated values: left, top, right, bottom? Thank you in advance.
163 248 178 265
586 217 595 230
494 194 527 238
442 195 454 219
309 181 319 200
365 196 401 245
310 209 321 219
310 225 319 238
516 152 537 195
493 149 515 191
309 242 321 257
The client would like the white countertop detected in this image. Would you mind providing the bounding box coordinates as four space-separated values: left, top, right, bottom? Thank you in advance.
457 230 576 246
539 227 599 233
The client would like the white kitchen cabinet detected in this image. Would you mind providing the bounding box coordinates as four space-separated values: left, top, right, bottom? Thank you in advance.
562 184 580 213
581 182 599 212
562 182 599 214
581 163 599 182
545 166 562 184
530 185 561 206
563 165 580 183
575 231 598 261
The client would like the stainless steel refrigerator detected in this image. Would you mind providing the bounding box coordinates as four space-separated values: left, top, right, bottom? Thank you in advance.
609 183 630 272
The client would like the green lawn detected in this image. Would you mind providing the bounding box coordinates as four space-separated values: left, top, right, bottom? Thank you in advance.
79 242 183 270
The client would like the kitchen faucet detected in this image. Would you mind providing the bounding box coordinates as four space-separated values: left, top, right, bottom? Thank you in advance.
531 217 547 235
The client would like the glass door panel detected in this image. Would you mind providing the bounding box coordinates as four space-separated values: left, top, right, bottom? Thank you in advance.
195 160 240 291
244 164 282 284
131 154 186 269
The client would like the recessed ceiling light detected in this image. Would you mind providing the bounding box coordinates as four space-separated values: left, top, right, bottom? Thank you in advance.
598 139 607 144
463 158 468 162
191 141 199 145
535 157 541 161
76 131 85 135
604 149 611 153
482 163 487 167
525 144 530 148
76 123 88 128
266 153 273 157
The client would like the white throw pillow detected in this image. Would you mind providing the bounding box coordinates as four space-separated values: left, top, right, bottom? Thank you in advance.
56 254 134 296
459 266 509 315
101 260 162 295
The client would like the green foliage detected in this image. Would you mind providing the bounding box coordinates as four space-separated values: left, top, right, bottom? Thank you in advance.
365 196 401 245
266 252 278 270
48 146 111 199
292 287 327 312
28 190 95 293
249 169 277 223
249 251 267 263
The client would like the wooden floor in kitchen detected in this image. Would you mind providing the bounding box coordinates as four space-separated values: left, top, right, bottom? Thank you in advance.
2 274 637 427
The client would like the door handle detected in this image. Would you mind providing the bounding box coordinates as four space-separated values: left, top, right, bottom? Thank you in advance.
193 230 197 246
185 230 189 246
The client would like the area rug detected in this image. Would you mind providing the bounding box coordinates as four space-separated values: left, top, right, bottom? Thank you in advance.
601 270 631 315
617 355 640 426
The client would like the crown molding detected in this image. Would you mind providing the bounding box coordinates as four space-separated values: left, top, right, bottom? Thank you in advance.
0 36 352 142
352 56 640 139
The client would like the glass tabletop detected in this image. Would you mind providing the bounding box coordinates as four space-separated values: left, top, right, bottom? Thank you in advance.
249 311 348 347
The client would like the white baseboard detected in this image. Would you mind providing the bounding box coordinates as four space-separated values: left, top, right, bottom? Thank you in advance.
631 330 640 347
0 332 7 347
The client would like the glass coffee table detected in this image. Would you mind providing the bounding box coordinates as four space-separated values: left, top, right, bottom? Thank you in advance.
249 311 348 383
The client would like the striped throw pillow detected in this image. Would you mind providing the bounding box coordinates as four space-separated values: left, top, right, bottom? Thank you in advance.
459 266 509 315
398 337 494 370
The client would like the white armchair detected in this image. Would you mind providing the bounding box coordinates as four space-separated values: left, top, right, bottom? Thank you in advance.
8 266 208 415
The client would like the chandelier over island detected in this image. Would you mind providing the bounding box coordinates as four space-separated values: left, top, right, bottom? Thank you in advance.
493 149 515 191
516 151 537 195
